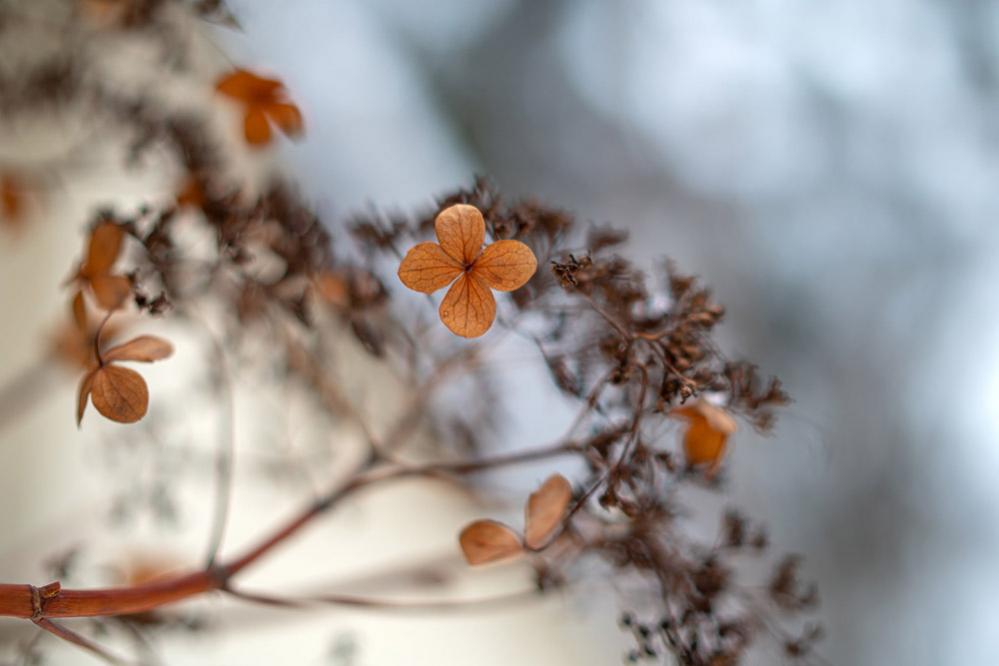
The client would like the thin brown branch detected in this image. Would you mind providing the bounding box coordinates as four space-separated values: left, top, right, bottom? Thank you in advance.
32 618 130 666
224 584 542 614
0 439 582 621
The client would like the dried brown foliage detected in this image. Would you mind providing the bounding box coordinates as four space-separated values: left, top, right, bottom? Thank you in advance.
0 2 817 665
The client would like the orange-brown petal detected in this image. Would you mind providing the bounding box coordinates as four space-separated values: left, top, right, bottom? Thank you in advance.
398 242 463 293
472 239 537 291
458 520 523 565
216 69 282 102
435 204 485 265
243 108 272 146
683 419 729 471
89 274 131 310
523 473 572 549
438 273 495 338
265 101 303 138
81 221 124 277
672 401 736 434
72 290 88 332
102 335 174 363
89 274 131 311
90 365 148 424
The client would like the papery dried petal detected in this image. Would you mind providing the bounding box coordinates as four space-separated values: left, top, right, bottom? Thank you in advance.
89 274 131 311
459 520 523 565
244 108 272 146
90 365 149 424
266 101 303 137
82 222 124 277
102 335 173 363
72 291 87 332
524 473 572 549
216 69 282 102
397 242 462 293
672 402 736 472
473 239 537 292
439 272 495 338
435 204 484 265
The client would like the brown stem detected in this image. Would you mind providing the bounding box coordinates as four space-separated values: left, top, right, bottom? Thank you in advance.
0 440 581 620
93 311 112 367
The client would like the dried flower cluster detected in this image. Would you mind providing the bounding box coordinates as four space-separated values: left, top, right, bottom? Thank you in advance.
0 2 819 665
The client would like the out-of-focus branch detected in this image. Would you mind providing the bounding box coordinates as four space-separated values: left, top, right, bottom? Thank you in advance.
0 439 582 621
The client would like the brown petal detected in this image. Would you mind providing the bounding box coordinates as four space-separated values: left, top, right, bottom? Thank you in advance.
82 222 124 277
472 240 537 292
90 365 149 424
77 369 96 426
397 242 462 293
672 401 737 434
524 473 572 549
458 520 523 565
89 274 131 311
671 401 736 473
266 101 303 138
244 108 272 146
102 335 174 363
435 204 484 265
72 290 87 332
438 273 495 338
682 419 729 471
216 69 282 102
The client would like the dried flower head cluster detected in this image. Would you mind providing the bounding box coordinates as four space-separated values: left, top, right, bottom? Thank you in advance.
0 3 819 665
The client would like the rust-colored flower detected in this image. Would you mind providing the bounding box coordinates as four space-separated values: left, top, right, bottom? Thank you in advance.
215 68 303 147
398 204 537 338
671 400 737 475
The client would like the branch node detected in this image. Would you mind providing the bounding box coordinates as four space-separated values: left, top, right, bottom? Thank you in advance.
206 564 231 590
29 581 60 621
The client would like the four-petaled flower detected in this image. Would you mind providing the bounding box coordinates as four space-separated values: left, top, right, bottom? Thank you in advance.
215 69 303 147
398 204 537 338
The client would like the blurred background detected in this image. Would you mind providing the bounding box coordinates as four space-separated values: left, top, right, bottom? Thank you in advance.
3 0 999 663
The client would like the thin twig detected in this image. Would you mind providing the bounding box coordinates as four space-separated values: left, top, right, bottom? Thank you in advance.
32 618 131 666
199 319 237 569
224 585 542 614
